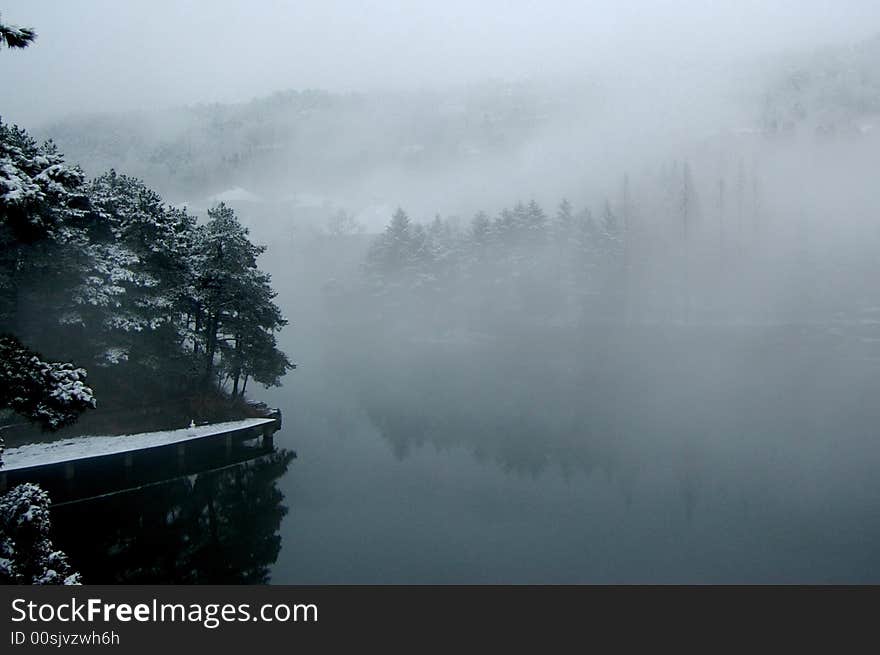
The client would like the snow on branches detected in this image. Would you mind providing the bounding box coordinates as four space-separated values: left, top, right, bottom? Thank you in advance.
0 483 80 585
0 335 95 430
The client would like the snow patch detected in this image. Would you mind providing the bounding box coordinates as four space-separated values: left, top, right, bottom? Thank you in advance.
1 418 276 472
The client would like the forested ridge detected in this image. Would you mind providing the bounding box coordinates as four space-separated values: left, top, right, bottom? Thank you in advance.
0 119 292 433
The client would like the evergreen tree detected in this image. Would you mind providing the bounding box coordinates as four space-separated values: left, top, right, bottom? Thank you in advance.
0 121 90 345
191 203 265 382
0 483 81 584
552 199 574 245
524 199 547 240
235 329 292 396
76 172 196 373
0 14 35 50
189 203 290 391
366 208 414 278
510 201 530 243
220 268 291 397
569 207 599 318
601 199 619 239
470 211 491 247
0 334 95 430
0 16 82 588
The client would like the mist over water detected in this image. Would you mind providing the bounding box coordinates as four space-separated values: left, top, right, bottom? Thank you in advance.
253 235 880 583
5 1 880 581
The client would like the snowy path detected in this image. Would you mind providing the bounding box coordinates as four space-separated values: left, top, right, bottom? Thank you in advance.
1 418 276 472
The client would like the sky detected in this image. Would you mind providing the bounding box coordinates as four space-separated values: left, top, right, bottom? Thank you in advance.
2 0 880 126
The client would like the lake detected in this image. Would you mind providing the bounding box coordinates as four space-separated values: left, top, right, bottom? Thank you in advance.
51 324 880 583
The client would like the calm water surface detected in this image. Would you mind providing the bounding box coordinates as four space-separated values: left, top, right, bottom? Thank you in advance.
52 327 880 583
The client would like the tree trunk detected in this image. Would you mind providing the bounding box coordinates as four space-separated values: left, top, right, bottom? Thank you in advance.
193 304 203 355
204 312 219 383
231 332 242 397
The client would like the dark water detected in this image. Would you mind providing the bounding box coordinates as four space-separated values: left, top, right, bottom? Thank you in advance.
52 326 880 583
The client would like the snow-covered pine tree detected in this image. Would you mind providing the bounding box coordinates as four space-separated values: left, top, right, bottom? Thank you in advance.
552 199 575 246
0 14 81 587
80 171 197 377
189 203 289 391
0 121 90 346
524 199 547 241
0 13 35 50
366 207 414 279
219 267 291 397
0 483 81 585
470 211 491 249
0 335 95 430
0 338 87 586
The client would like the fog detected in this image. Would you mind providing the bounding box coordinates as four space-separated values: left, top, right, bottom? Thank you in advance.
5 1 880 581
3 1 880 124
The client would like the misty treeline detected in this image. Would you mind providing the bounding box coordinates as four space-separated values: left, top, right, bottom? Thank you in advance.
332 153 862 335
359 198 624 329
0 119 292 421
758 34 880 138
41 83 545 201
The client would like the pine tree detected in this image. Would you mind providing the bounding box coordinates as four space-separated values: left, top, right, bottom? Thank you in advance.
235 329 292 396
552 199 574 245
601 199 619 239
524 199 547 240
366 208 414 278
470 211 491 247
571 207 599 319
219 268 291 397
0 15 80 588
0 483 81 584
0 121 90 343
0 334 95 430
189 203 290 392
191 204 264 383
75 172 196 371
510 201 530 243
0 14 35 50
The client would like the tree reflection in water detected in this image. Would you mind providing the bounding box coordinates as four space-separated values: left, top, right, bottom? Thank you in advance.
50 449 295 583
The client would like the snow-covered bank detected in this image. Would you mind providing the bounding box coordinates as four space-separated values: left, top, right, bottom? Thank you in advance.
1 418 276 472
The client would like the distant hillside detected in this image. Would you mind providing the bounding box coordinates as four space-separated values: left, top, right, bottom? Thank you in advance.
35 83 560 206
30 33 880 233
757 34 880 137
